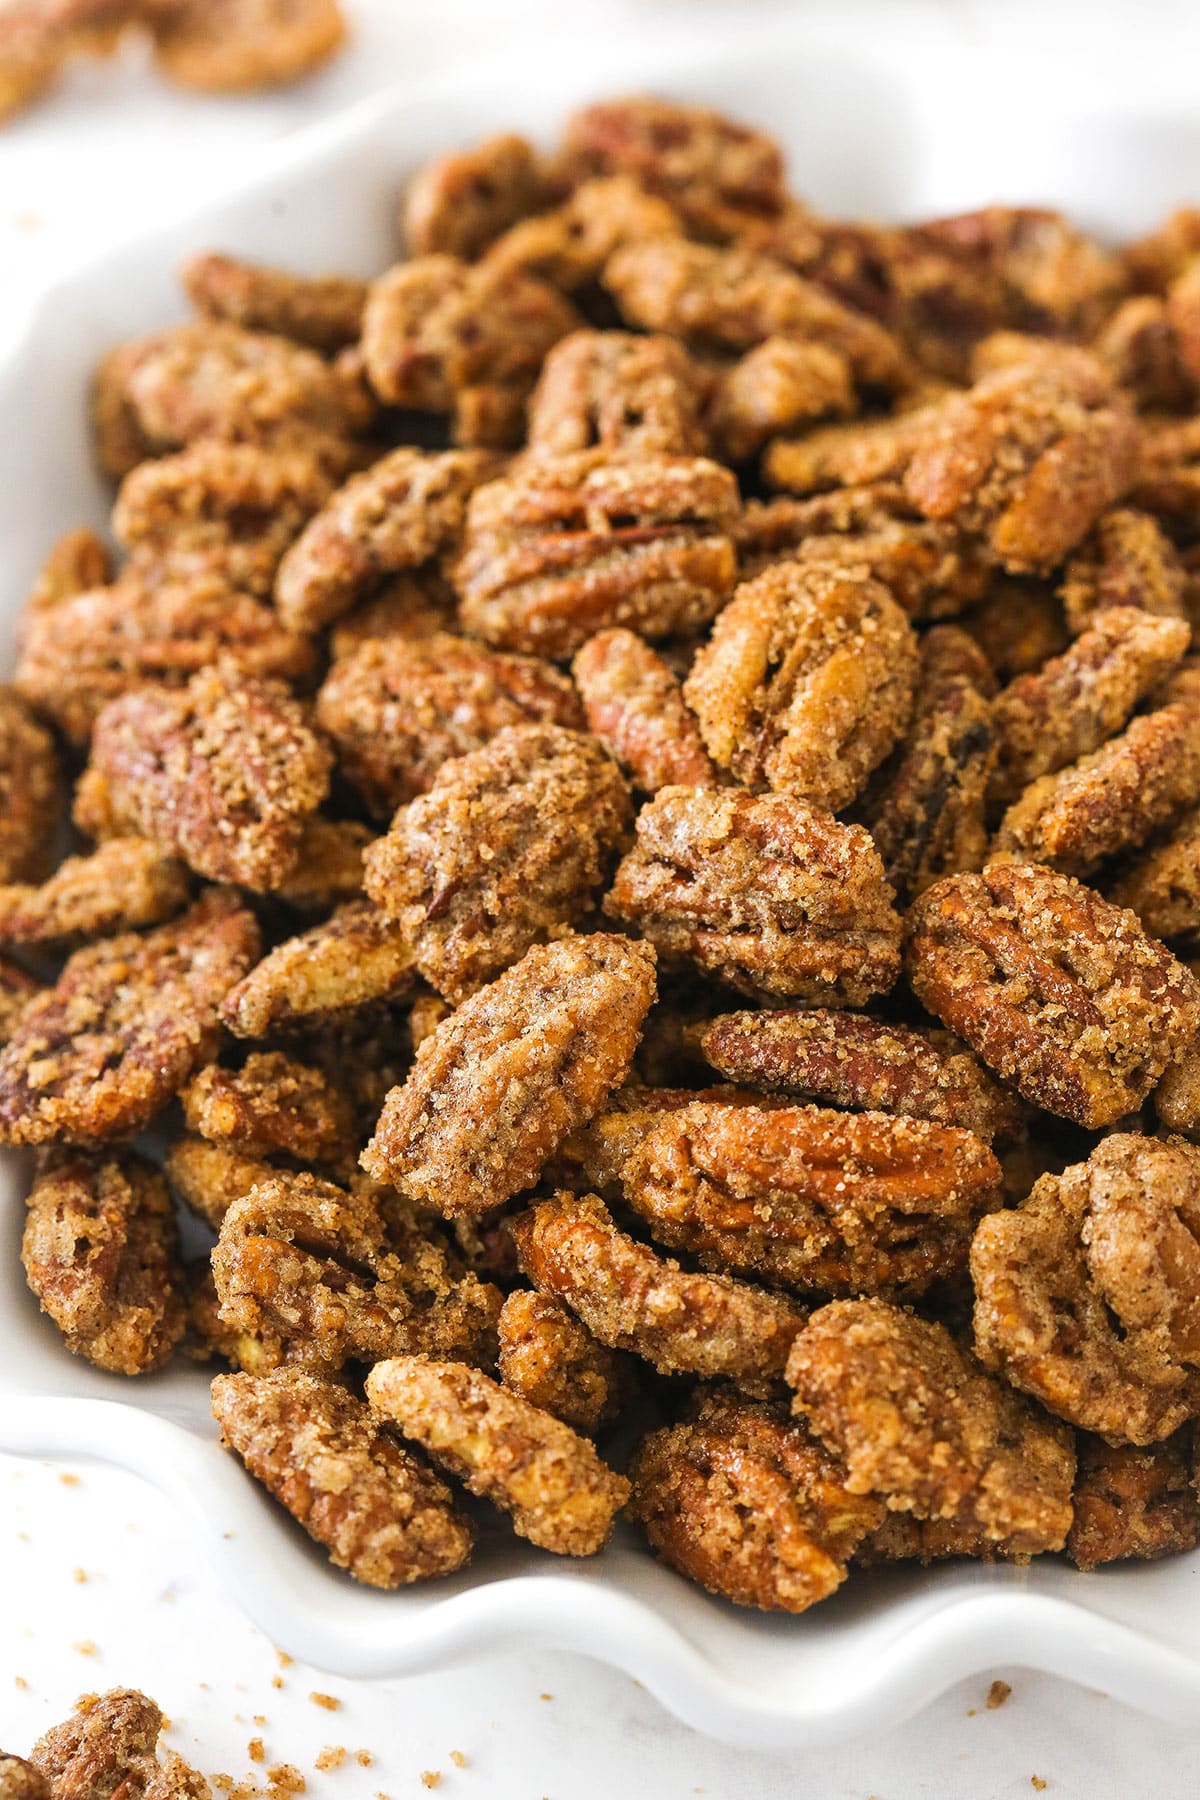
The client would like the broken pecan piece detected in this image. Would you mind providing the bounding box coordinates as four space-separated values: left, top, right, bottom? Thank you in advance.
497 1289 630 1435
181 1050 356 1168
1067 1431 1200 1569
180 249 366 353
571 627 717 793
30 1688 207 1800
604 786 902 1004
708 337 854 463
527 328 709 457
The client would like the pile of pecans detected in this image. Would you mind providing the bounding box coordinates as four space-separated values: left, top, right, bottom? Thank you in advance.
8 95 1200 1610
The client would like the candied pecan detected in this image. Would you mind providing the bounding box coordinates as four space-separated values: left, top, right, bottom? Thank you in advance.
1155 1032 1200 1135
1059 508 1190 634
1130 416 1200 538
483 173 680 294
604 239 906 391
454 450 739 657
699 1009 1026 1145
220 900 415 1037
30 1688 208 1800
363 724 631 1003
188 1258 293 1373
181 1051 356 1167
22 1150 186 1374
26 525 111 611
362 932 656 1216
15 571 315 746
1124 208 1200 292
959 575 1069 680
317 631 583 817
213 1172 502 1368
212 1368 473 1585
547 1083 787 1195
1067 1431 1200 1569
684 558 917 810
629 1392 885 1611
509 1191 804 1386
497 1289 630 1434
787 1297 1074 1552
165 1133 278 1229
275 447 497 632
762 407 935 496
971 1144 1200 1444
854 1509 1029 1565
0 888 258 1146
905 863 1200 1127
571 628 716 793
1094 295 1195 411
527 329 709 458
859 624 996 903
403 131 554 260
989 606 1189 806
604 786 902 1005
180 250 366 352
1113 802 1200 947
0 960 40 1047
561 96 786 238
709 337 854 462
113 439 333 598
0 839 190 950
361 254 577 444
992 698 1200 875
79 665 331 891
327 570 456 659
903 356 1140 574
366 1354 629 1556
621 1100 1001 1297
271 816 370 913
0 687 60 884
149 0 346 92
0 1754 48 1800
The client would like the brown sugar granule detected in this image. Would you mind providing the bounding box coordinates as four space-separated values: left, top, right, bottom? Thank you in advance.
308 1693 339 1712
448 1751 467 1769
420 1776 441 1792
986 1679 1012 1709
249 1738 265 1763
314 1747 345 1772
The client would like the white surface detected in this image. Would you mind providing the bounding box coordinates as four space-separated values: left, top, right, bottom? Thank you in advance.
3 2 1200 1791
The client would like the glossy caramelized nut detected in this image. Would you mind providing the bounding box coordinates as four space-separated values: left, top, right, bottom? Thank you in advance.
903 355 1140 573
629 1393 885 1612
787 1298 1075 1554
621 1100 1001 1297
0 687 60 884
0 839 190 950
699 1008 1026 1145
1059 507 1189 634
22 1151 186 1375
604 786 902 1005
497 1289 630 1435
684 558 918 811
403 131 553 260
220 900 415 1038
363 724 631 1004
180 249 366 352
860 623 996 904
0 888 259 1147
361 933 656 1217
527 328 709 457
150 0 347 93
366 1354 630 1557
212 1368 474 1586
971 1140 1200 1444
78 665 331 892
29 1688 207 1800
454 450 739 657
572 628 717 793
510 1190 805 1388
275 447 497 632
1067 1432 1200 1570
181 1050 356 1167
906 863 1200 1127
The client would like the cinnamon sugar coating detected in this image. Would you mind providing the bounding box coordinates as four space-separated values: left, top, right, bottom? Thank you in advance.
527 329 709 457
275 447 497 632
0 888 259 1146
907 863 1200 1128
78 665 331 891
181 1051 356 1167
180 250 366 353
547 1083 789 1196
403 132 553 260
604 786 902 1005
0 839 190 949
454 450 739 657
859 623 996 904
150 0 346 93
362 933 656 1216
22 1150 186 1374
0 687 60 884
212 1368 473 1585
363 724 632 1003
699 1009 1026 1145
316 632 583 818
497 1289 630 1434
787 1298 1075 1553
366 1354 630 1556
621 1100 1001 1297
1059 508 1189 634
508 1191 804 1387
30 1687 208 1800
629 1392 885 1612
1067 1431 1200 1569
684 558 918 811
572 628 716 793
220 901 415 1037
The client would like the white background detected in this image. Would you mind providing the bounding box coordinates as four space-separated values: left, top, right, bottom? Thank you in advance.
4 3 1200 1793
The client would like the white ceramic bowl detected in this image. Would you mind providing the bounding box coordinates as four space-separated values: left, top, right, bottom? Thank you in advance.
5 27 1200 1751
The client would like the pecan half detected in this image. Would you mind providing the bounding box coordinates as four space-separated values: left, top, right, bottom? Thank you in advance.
363 724 632 1003
220 900 415 1038
527 328 709 457
571 628 717 793
547 1082 788 1196
0 687 60 883
149 0 347 93
604 786 902 1004
762 407 936 496
1067 1432 1200 1569
906 862 1200 1127
180 249 367 352
0 839 190 950
403 131 553 260
361 933 656 1217
497 1289 631 1435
